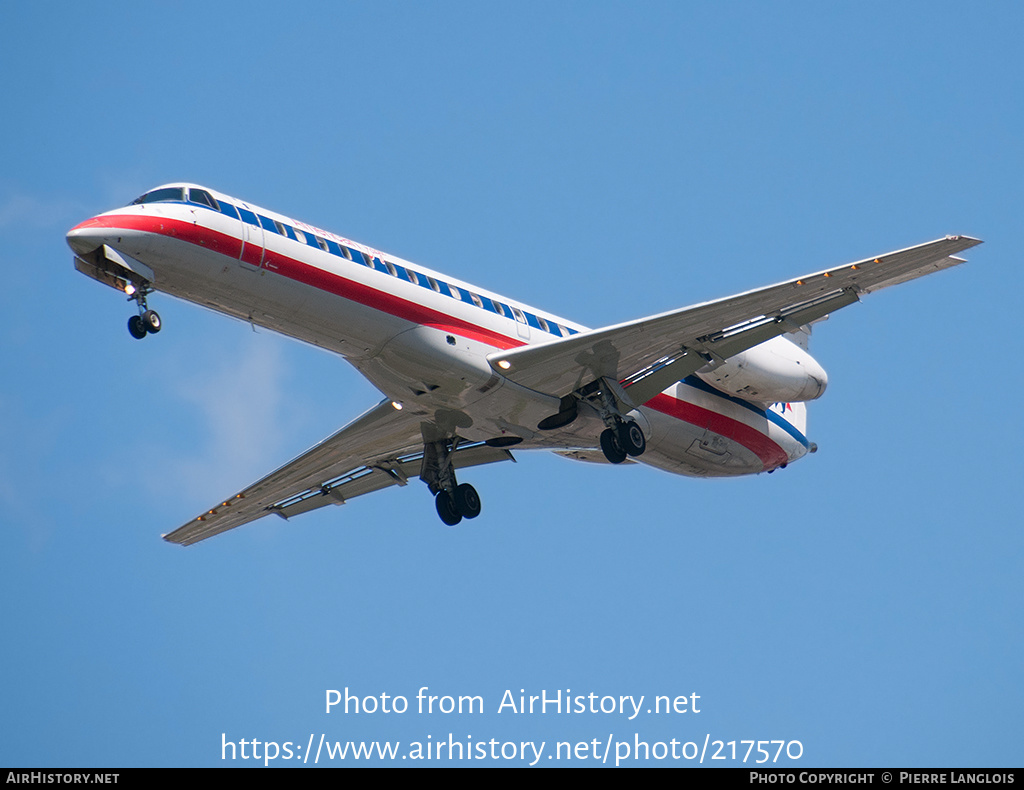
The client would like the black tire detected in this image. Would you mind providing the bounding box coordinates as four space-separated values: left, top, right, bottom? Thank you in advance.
454 483 481 519
600 428 627 464
617 420 646 457
435 491 462 526
128 314 147 339
142 309 161 334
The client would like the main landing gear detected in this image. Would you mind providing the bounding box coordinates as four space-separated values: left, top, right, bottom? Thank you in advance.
537 382 647 465
422 438 482 526
434 483 481 527
585 378 647 465
125 283 161 340
600 418 646 464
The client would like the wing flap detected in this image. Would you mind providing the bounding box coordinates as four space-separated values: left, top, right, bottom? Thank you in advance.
265 444 514 522
488 236 980 404
163 398 517 546
163 398 425 545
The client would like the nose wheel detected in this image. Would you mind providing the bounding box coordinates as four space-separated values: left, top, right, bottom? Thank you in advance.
127 309 161 339
127 315 147 339
125 285 161 340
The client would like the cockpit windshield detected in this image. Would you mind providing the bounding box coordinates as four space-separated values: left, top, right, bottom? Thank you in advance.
130 187 185 205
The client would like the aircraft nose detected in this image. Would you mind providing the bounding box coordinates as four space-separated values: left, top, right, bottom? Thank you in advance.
66 219 108 256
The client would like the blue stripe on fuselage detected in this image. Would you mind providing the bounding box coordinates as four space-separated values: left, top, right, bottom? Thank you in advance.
679 376 810 449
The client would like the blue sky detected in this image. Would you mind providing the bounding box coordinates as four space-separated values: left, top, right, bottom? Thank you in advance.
2 1 1021 767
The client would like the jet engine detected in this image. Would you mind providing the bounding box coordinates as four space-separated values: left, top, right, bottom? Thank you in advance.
694 335 828 403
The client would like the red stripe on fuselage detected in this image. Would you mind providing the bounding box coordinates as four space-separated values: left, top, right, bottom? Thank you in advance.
82 211 789 467
646 393 788 469
81 213 522 350
71 214 244 259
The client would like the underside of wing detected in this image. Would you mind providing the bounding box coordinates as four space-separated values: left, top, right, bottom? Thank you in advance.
487 236 981 407
163 399 514 545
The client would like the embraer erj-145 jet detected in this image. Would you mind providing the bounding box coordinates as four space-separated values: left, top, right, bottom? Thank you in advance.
67 184 980 545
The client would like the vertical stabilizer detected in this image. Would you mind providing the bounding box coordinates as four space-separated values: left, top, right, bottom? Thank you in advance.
779 400 808 439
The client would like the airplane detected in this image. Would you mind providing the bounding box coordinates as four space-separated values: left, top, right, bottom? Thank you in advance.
66 184 981 545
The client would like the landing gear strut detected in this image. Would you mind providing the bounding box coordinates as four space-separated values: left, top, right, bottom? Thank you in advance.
125 283 160 340
422 439 482 526
585 378 647 464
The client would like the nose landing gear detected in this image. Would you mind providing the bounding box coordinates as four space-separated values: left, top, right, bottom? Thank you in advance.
125 284 161 340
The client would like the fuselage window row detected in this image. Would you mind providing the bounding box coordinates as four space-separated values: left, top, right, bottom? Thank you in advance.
154 188 576 338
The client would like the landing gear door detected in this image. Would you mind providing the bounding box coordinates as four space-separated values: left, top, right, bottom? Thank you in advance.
237 202 265 271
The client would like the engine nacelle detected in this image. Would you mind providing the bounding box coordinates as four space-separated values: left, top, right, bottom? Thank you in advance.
695 335 828 403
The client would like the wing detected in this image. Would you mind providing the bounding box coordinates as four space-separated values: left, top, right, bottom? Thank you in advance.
163 399 514 545
488 236 981 407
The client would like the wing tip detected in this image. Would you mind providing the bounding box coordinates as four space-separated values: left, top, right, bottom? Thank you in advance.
946 234 983 249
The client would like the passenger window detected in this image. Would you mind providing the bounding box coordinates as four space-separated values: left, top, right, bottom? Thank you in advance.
427 277 441 292
537 316 551 332
470 293 483 309
512 307 526 323
385 261 397 277
315 236 329 252
293 228 307 244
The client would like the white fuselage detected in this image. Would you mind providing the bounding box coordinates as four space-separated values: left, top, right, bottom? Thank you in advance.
67 184 815 478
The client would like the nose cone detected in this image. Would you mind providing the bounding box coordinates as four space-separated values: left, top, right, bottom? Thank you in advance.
66 218 108 256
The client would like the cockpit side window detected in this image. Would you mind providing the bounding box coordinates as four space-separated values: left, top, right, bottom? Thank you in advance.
188 188 219 210
131 187 185 205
